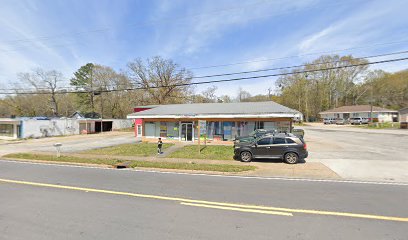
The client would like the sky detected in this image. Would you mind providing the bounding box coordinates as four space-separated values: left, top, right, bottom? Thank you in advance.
0 0 407 97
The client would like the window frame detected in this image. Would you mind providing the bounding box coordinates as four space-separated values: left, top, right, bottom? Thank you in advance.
257 137 272 145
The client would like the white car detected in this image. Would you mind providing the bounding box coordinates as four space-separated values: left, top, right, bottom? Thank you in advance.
350 117 369 125
323 118 336 124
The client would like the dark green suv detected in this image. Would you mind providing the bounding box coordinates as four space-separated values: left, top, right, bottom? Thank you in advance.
233 133 308 164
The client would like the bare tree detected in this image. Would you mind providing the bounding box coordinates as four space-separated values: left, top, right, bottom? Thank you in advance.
237 87 252 102
18 68 64 116
127 56 193 104
200 85 218 103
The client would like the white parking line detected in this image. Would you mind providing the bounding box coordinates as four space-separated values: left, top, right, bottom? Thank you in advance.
1 159 408 186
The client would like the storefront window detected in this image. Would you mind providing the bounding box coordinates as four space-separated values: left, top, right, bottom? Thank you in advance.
160 122 167 137
264 122 278 130
0 124 14 137
166 122 179 139
207 122 215 139
144 122 156 138
276 121 290 132
223 122 232 140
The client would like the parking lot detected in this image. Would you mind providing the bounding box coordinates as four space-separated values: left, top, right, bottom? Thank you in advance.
304 124 408 182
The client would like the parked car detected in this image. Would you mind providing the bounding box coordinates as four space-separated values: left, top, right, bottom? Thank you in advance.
234 133 308 164
350 117 369 125
335 118 349 125
323 118 336 124
234 129 277 143
292 128 305 138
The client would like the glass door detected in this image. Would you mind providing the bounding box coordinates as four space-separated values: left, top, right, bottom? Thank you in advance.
180 123 193 141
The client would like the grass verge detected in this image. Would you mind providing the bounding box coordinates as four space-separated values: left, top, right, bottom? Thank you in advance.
129 161 255 172
167 145 234 160
84 142 174 156
4 153 124 165
3 153 255 173
353 122 400 129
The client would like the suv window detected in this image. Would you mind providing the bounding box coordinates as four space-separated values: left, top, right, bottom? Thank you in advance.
273 137 286 144
286 138 296 144
257 137 272 145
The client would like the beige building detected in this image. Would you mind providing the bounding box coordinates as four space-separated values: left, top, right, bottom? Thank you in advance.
127 101 299 142
319 105 399 122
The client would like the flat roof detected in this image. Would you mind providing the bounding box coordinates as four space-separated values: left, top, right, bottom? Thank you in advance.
128 101 299 119
0 118 21 123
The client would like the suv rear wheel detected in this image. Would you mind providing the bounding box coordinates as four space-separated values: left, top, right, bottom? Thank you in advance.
284 152 299 164
240 151 252 162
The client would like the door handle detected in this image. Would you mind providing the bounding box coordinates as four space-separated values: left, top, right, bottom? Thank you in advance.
266 147 271 148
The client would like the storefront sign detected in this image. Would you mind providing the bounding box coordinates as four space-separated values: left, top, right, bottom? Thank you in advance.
198 120 206 136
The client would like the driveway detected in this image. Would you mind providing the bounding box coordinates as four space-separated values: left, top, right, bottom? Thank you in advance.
0 132 138 156
304 124 408 182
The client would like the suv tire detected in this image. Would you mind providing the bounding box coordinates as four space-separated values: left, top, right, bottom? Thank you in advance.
240 151 252 162
284 152 299 164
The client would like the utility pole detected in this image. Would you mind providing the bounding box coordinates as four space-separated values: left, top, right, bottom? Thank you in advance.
370 83 374 124
90 68 94 112
100 89 103 133
267 87 272 100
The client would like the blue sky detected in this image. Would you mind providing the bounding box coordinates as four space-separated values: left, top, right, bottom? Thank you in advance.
0 0 407 96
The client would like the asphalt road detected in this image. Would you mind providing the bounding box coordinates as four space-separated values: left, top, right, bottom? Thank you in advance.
0 161 407 240
304 126 408 182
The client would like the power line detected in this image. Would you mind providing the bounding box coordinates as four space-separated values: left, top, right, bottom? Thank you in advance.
1 49 407 91
1 50 407 91
1 56 406 95
187 39 408 70
193 50 408 79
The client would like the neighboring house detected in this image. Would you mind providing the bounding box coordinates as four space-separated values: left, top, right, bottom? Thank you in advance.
293 111 304 122
0 117 132 140
127 101 299 142
69 111 85 119
319 105 398 122
399 107 408 122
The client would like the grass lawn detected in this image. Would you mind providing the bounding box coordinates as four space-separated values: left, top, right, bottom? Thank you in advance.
84 142 174 156
167 145 234 160
4 153 255 172
4 153 124 166
129 161 255 172
353 122 400 129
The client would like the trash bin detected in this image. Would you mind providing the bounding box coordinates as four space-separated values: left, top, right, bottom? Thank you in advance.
400 122 408 129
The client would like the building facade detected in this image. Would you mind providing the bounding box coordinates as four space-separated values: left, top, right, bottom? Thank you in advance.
0 118 132 140
0 119 21 140
319 105 398 122
399 107 408 122
127 101 300 142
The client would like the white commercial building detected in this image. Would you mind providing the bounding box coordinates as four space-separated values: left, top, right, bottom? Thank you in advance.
0 118 132 140
319 105 398 122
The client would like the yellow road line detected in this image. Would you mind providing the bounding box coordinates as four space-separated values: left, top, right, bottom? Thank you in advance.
180 202 293 216
1 178 407 222
180 200 408 223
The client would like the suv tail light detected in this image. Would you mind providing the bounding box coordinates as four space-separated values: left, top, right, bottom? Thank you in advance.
303 143 307 150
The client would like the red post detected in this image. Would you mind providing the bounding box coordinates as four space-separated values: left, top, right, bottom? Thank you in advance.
134 119 137 137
